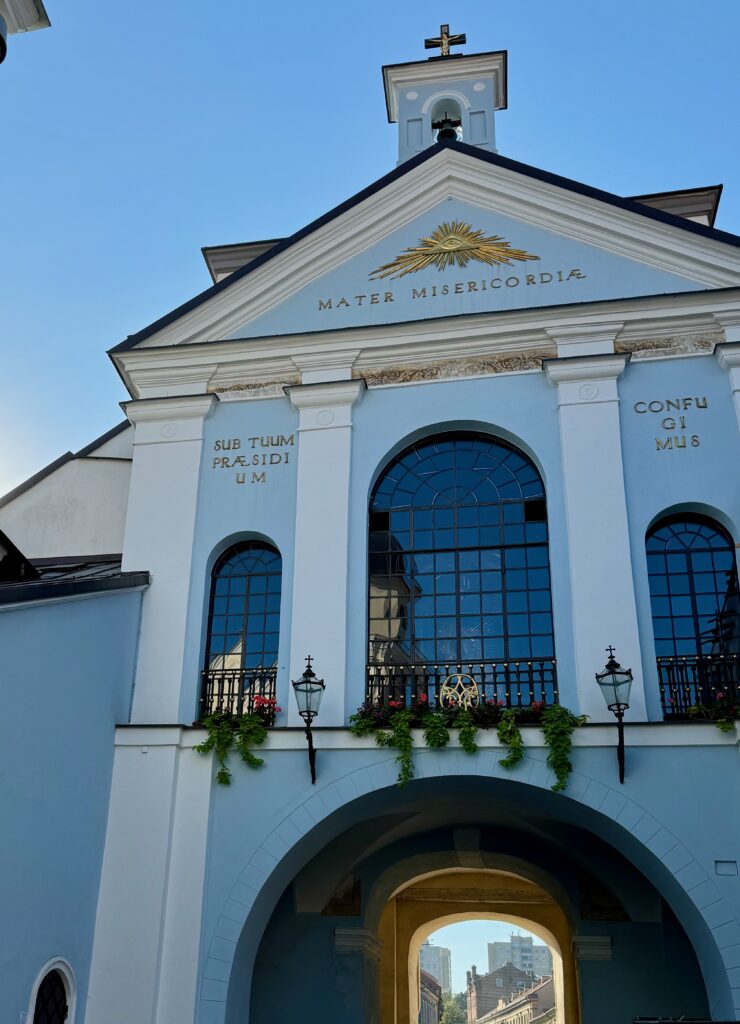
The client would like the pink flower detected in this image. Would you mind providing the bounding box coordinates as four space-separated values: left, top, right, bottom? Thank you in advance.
716 691 725 700
487 699 496 705
668 698 675 705
416 693 428 703
388 700 403 708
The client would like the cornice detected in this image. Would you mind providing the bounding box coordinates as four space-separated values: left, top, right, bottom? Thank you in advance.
120 149 740 356
334 927 384 960
382 51 507 122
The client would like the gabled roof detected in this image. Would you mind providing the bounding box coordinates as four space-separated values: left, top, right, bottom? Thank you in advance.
0 419 130 509
110 139 740 355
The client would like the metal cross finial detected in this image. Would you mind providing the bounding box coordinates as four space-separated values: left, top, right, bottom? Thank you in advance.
606 645 616 659
424 24 466 58
305 654 313 669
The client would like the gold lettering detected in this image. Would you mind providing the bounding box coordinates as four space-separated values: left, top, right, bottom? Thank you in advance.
695 397 708 409
269 453 283 465
370 293 380 304
467 281 478 292
454 283 464 294
506 277 519 287
236 472 246 485
336 297 350 308
441 285 449 295
384 291 394 303
318 298 332 311
634 402 648 413
567 269 586 280
674 435 687 448
691 435 701 447
665 399 681 412
252 471 267 484
525 275 536 285
412 287 427 299
354 294 366 306
540 272 552 284
661 417 676 430
491 279 502 288
656 438 673 451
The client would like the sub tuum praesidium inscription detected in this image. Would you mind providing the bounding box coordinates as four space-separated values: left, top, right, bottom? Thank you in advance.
211 434 295 484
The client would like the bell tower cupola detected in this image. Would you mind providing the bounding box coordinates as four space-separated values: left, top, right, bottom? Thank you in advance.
382 25 508 166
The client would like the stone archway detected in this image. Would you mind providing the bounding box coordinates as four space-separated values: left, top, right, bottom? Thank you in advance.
375 868 577 1024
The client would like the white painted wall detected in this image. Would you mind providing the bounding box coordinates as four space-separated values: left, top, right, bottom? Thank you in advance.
0 458 132 558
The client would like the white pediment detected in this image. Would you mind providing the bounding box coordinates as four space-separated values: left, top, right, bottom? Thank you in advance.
127 147 740 351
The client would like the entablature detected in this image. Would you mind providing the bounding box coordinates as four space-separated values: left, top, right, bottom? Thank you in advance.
112 289 740 401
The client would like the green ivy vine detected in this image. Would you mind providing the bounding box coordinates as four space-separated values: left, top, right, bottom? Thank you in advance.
349 698 586 790
540 705 588 792
497 708 525 769
195 710 269 784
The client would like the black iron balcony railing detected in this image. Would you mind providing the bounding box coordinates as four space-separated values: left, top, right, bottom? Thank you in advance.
199 666 278 720
366 659 558 708
658 653 740 718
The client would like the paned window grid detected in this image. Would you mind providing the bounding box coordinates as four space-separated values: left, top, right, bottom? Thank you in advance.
205 543 282 671
646 517 740 658
368 434 554 665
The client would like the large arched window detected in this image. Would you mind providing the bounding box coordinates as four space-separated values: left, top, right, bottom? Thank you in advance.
368 433 556 706
200 541 282 717
647 514 740 714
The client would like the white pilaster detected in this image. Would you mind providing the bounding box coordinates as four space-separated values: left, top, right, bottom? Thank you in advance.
86 729 212 1024
286 379 366 726
715 327 740 432
122 394 217 723
545 353 647 722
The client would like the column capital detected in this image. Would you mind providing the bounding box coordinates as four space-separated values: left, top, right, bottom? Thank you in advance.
544 353 630 386
715 341 740 373
122 394 219 444
285 379 366 430
713 311 740 346
544 323 623 359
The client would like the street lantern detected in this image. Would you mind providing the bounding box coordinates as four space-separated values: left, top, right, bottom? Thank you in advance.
292 655 325 784
595 645 633 784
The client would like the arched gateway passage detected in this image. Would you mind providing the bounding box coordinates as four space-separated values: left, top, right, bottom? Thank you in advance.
211 770 734 1024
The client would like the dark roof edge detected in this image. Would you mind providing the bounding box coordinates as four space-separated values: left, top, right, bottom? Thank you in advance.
0 571 150 607
201 238 284 254
0 451 74 509
109 139 740 356
0 420 131 510
75 419 130 458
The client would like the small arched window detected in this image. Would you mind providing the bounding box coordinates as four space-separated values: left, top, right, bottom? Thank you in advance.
368 433 556 706
32 969 69 1023
647 515 740 714
201 541 282 717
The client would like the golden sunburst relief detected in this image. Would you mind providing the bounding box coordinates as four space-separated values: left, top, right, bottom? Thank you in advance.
369 220 540 281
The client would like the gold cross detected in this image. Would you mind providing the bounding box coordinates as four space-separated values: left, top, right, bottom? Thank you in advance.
424 24 466 58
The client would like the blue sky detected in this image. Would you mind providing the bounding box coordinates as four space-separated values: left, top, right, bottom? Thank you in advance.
427 920 545 993
2 0 739 494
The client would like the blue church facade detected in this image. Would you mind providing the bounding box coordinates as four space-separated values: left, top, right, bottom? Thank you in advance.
3 30 740 1024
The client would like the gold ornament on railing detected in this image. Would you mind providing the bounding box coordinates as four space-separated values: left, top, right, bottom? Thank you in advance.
439 672 480 709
